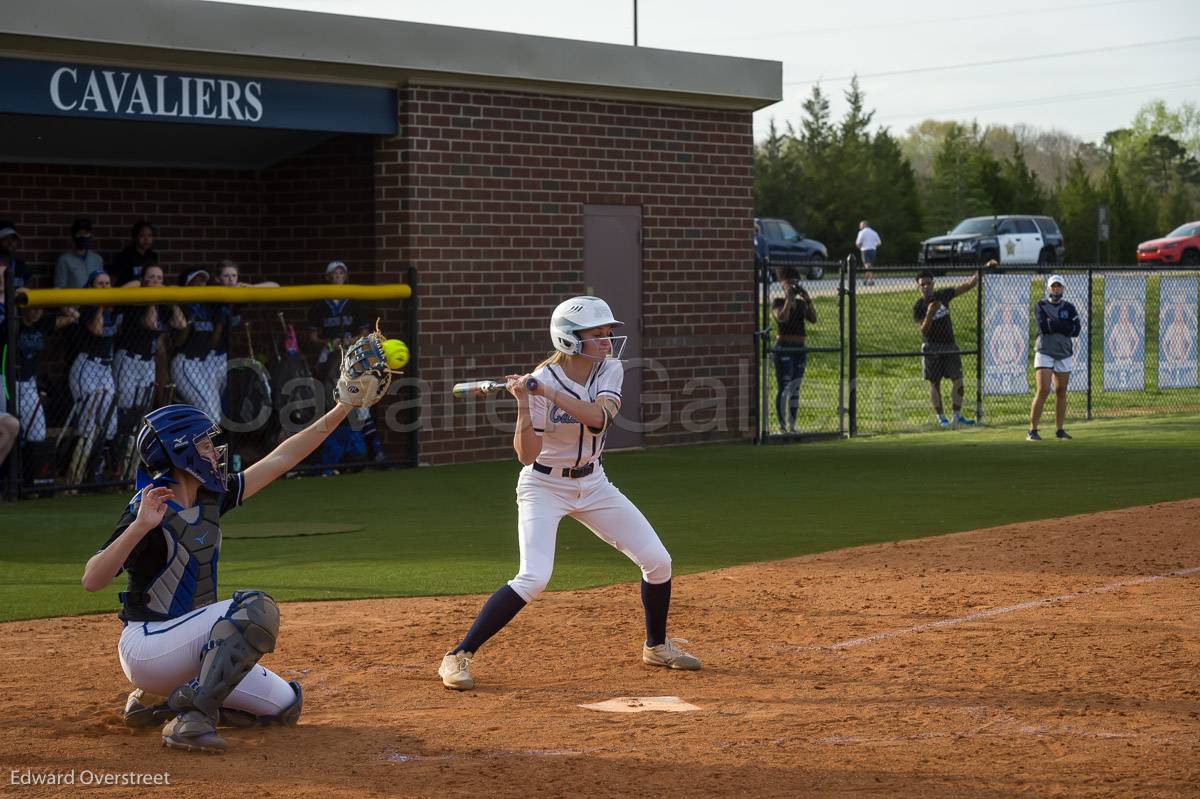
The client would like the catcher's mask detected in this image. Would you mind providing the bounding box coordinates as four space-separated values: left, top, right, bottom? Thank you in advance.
136 404 229 494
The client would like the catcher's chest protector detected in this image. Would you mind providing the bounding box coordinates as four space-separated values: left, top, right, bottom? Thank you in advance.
143 496 222 618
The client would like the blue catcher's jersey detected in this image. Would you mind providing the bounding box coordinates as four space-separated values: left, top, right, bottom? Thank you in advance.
99 473 244 623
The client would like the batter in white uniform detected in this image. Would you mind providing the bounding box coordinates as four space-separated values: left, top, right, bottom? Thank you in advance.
437 296 701 690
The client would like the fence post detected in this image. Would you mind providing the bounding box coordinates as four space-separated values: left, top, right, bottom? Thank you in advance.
406 266 421 467
847 254 858 437
754 256 764 443
975 265 983 422
4 271 17 500
838 260 846 436
1086 267 1093 421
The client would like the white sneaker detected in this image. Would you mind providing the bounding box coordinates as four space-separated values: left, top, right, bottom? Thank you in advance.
438 651 475 690
642 639 702 670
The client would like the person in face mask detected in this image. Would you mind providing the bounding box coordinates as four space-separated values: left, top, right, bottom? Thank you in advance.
55 217 105 289
1028 274 1081 441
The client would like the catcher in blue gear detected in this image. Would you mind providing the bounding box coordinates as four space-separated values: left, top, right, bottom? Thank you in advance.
82 328 395 753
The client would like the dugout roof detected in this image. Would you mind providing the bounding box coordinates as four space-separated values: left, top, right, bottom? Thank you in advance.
1 0 781 168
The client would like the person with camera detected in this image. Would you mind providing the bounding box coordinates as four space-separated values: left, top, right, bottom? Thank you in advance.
771 267 817 433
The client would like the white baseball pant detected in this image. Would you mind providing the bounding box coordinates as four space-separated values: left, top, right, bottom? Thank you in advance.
67 353 117 439
171 354 222 422
15 378 46 442
508 463 672 602
118 598 297 716
113 350 157 410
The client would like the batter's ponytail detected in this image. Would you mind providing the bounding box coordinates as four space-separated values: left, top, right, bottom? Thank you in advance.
535 351 569 370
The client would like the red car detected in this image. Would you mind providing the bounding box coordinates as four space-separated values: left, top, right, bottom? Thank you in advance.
1137 221 1200 266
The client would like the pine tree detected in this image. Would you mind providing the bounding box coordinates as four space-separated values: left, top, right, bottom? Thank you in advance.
924 124 991 236
753 119 792 218
1001 143 1047 214
1053 158 1098 264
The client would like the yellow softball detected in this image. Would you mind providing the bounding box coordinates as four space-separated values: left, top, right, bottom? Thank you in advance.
382 338 409 370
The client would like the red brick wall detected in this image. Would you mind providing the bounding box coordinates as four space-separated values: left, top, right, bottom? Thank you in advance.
377 86 755 465
1 163 260 284
1 134 376 288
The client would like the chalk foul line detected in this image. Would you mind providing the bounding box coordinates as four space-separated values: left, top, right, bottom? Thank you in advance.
812 565 1200 652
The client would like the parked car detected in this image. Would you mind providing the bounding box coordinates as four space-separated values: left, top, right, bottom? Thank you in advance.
919 215 1065 267
754 217 828 279
1136 221 1200 266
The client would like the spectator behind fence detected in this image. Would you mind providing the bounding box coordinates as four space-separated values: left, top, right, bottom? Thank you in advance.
170 269 223 423
0 220 32 290
110 221 159 287
1027 274 1081 442
913 261 994 429
114 263 183 423
16 303 79 443
69 271 123 463
55 217 104 289
771 266 817 433
307 260 384 461
856 220 881 287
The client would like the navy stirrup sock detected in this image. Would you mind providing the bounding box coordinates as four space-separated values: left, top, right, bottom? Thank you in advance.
454 585 527 654
641 578 672 647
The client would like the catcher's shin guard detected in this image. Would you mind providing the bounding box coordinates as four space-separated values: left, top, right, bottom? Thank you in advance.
163 590 280 752
220 680 303 728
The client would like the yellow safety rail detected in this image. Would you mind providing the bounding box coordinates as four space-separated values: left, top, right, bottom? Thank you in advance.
17 283 413 308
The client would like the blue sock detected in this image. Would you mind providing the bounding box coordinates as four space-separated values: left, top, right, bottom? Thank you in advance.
453 585 527 654
641 579 672 647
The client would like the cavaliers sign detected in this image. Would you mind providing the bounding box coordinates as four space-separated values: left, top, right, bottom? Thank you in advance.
0 57 397 134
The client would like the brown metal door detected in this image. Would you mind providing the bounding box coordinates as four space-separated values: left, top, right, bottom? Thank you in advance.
583 205 642 450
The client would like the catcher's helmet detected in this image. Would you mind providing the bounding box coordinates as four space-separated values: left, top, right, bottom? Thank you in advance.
136 404 229 494
550 296 626 358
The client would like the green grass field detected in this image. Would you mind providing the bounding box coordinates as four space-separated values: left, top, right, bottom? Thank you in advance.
1 415 1197 622
763 273 1200 435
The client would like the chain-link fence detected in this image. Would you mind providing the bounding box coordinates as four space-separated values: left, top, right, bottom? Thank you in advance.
756 259 1200 440
755 260 845 441
2 277 417 498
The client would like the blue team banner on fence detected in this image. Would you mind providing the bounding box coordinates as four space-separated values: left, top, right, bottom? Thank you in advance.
0 57 397 134
1158 276 1198 389
1103 274 1146 392
982 274 1030 395
1062 274 1089 393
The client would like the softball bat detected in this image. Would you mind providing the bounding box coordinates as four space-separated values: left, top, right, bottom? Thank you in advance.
451 378 539 398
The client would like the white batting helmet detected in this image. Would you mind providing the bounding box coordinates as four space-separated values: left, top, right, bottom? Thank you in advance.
550 296 624 356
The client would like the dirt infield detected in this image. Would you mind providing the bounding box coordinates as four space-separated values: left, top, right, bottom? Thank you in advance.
3 500 1198 798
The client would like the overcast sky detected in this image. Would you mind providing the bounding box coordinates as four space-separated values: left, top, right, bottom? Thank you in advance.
213 0 1198 144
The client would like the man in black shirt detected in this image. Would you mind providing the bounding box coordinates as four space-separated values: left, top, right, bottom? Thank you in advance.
912 262 994 428
110 221 159 287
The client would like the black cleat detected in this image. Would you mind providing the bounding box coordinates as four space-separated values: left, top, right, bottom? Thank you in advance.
1055 429 1072 440
1026 430 1042 441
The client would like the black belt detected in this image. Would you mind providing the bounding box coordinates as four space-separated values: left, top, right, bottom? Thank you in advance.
533 461 595 479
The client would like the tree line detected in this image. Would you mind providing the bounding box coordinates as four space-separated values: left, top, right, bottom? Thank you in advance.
754 80 1200 265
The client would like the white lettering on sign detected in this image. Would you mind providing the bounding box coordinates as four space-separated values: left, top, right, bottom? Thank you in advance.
46 66 266 122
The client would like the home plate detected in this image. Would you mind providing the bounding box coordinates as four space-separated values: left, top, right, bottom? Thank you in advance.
579 696 701 713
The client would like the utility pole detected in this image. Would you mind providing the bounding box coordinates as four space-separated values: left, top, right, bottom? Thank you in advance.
633 0 639 46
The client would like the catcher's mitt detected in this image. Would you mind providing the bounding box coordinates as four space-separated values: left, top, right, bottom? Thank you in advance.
335 320 401 408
